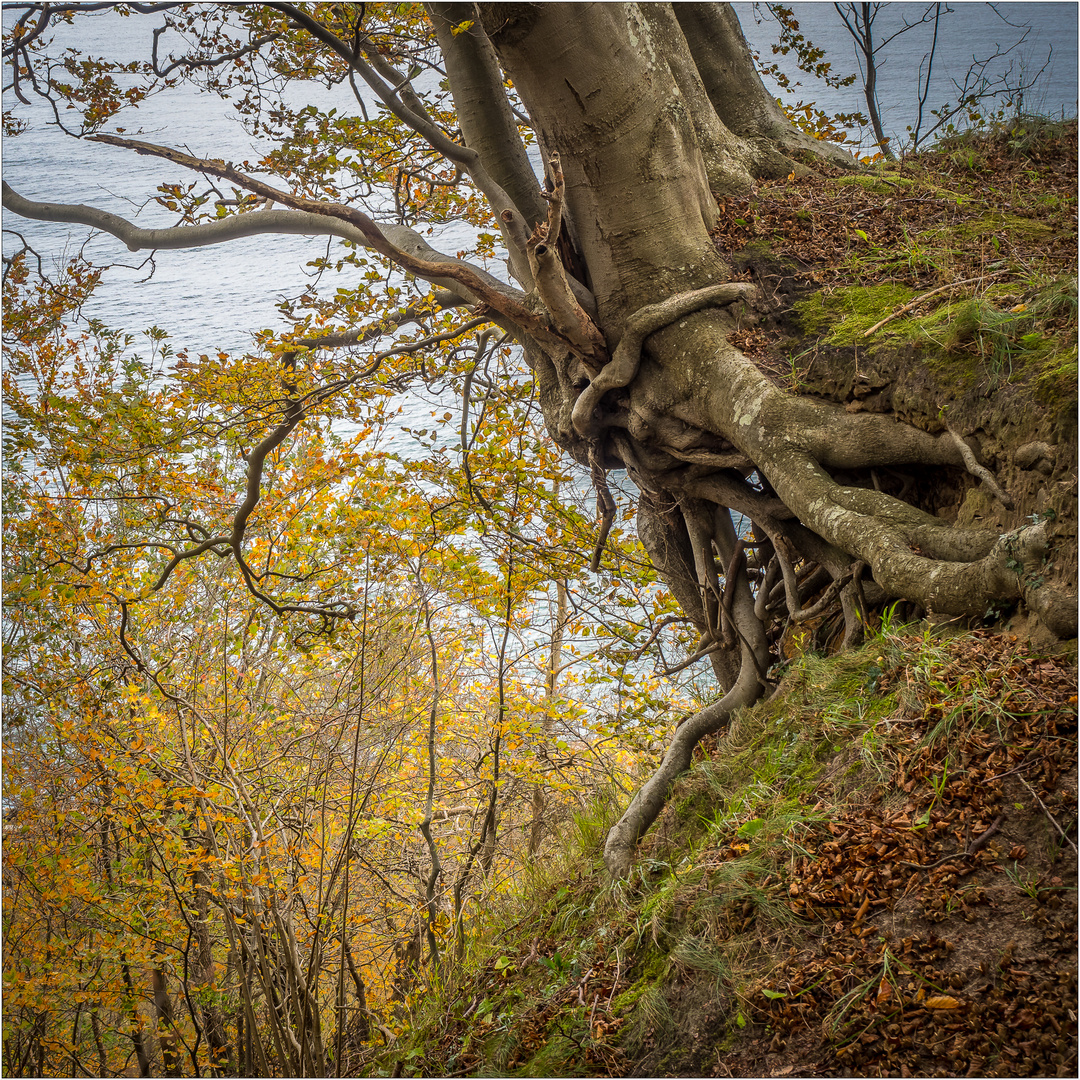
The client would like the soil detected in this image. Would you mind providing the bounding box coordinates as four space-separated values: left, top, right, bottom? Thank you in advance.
696 631 1078 1079
589 634 1077 1080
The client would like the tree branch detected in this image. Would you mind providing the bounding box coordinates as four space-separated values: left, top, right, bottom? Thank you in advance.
525 155 607 368
572 283 755 438
266 2 531 232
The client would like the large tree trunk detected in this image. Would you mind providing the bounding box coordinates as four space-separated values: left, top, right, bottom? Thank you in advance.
673 3 856 169
477 1 1075 876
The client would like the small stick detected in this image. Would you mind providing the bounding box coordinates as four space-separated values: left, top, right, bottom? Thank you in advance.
862 270 1007 337
897 813 1005 871
1018 776 1078 854
966 812 1006 855
606 948 621 1010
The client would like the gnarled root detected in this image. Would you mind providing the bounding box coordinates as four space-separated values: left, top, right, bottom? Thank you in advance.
572 283 755 439
603 633 762 879
604 630 764 876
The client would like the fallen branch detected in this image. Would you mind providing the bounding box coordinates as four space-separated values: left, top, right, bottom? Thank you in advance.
862 271 1008 338
1018 776 1078 855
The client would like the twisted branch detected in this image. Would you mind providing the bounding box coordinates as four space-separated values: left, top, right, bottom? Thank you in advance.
572 282 755 438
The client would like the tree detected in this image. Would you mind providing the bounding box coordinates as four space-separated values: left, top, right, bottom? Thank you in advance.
831 2 1051 158
4 1 1074 892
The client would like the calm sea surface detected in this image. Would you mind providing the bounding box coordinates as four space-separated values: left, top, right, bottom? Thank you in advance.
3 4 1077 393
736 2 1078 149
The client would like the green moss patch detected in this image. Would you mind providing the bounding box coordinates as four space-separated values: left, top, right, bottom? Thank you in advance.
793 283 920 346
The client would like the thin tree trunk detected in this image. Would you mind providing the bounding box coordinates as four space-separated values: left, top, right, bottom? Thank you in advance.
120 963 152 1079
192 866 232 1074
344 942 371 1043
89 1011 107 1077
858 4 893 157
103 819 152 1077
150 963 182 1078
529 576 566 855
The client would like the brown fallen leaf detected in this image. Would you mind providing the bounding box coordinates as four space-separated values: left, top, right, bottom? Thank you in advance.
924 995 963 1009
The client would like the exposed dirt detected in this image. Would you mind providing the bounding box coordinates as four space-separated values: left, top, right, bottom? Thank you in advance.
715 120 1078 643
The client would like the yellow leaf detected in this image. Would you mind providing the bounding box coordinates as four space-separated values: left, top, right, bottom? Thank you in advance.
924 995 962 1010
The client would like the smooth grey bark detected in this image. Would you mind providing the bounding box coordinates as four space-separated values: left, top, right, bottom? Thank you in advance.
479 1 726 323
427 2 548 228
0 181 506 310
674 3 856 169
636 3 758 195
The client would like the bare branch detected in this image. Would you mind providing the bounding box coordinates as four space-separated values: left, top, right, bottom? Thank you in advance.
150 26 282 78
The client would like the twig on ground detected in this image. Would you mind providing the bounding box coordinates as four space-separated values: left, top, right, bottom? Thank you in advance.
862 270 1008 337
897 812 1005 871
1018 776 1078 854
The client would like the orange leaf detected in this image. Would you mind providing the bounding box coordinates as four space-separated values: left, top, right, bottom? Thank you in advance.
924 995 962 1010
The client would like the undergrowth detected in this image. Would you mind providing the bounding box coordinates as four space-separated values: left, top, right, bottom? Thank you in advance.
379 616 1077 1077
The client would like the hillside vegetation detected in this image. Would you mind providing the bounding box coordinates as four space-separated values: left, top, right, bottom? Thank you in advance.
376 122 1078 1079
386 622 1076 1078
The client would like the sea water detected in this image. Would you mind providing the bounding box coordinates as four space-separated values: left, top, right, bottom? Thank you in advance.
3 4 1076 423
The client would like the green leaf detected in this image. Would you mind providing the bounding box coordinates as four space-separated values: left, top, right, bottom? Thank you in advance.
736 817 766 839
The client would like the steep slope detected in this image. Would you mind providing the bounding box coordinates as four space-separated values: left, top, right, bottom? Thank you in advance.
372 122 1077 1080
383 623 1076 1077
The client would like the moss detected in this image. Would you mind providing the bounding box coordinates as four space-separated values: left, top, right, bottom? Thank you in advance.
611 974 656 1017
1035 343 1079 404
918 289 1080 396
953 210 1055 243
793 283 920 346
